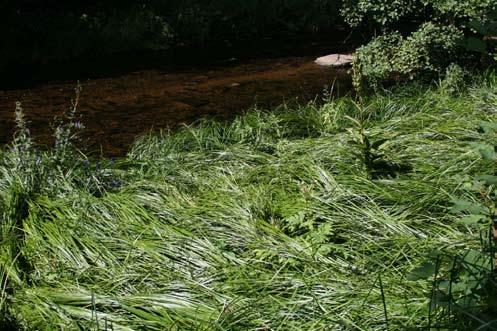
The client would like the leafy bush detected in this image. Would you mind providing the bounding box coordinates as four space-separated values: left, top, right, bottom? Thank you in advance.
344 0 497 89
352 23 463 90
341 0 419 28
342 0 496 29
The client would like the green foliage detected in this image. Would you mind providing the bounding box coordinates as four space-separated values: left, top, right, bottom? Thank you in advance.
342 0 496 28
439 63 468 95
353 23 463 90
344 111 408 179
406 120 497 328
0 85 125 326
341 0 420 28
345 0 497 89
464 8 497 64
428 0 497 19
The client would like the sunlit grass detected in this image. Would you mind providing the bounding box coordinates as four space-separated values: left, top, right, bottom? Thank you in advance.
1 74 497 329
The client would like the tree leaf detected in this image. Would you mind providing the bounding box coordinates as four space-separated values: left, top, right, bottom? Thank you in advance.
463 249 484 265
407 262 436 281
489 9 497 21
469 20 487 34
479 121 497 134
457 214 486 226
487 22 497 35
430 290 450 310
469 142 497 161
451 198 487 215
477 175 497 185
464 37 487 53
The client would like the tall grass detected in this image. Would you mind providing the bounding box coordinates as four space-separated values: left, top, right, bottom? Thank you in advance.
1 74 497 329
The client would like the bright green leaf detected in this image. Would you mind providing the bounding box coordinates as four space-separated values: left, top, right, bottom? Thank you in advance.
479 121 497 135
451 198 488 215
477 175 497 185
469 142 497 161
457 214 486 226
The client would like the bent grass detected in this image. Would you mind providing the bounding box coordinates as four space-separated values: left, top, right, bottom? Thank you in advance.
1 74 497 329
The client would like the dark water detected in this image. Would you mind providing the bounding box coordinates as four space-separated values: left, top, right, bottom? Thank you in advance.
0 53 351 156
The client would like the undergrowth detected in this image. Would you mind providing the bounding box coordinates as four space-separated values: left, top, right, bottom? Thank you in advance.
1 74 497 329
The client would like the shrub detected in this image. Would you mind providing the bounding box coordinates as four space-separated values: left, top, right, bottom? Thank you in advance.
344 0 497 89
341 0 420 28
353 23 463 90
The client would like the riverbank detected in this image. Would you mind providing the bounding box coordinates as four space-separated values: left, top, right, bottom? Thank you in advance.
1 72 496 329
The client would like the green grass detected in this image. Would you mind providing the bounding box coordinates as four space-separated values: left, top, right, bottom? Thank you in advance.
1 73 497 330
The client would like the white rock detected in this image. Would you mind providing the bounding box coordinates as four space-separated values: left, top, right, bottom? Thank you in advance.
315 54 354 67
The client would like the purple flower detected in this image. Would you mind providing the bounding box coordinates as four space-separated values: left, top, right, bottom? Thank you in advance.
74 121 84 130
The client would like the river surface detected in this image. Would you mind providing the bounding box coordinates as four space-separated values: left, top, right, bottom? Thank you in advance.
0 55 351 156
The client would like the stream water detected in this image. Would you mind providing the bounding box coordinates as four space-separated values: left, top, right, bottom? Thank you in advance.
0 54 351 156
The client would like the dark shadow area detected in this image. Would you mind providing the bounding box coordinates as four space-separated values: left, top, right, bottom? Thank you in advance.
0 31 356 90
